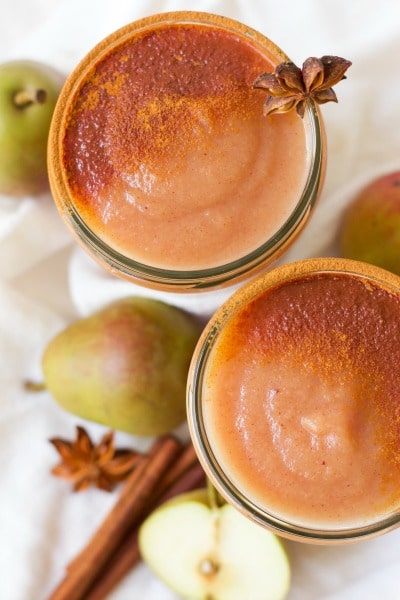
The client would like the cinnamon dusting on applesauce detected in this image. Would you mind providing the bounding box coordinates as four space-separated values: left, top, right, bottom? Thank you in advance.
62 24 271 203
221 273 400 464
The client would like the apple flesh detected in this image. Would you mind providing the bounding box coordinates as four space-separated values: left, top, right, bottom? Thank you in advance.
0 60 63 196
139 489 291 600
338 171 400 275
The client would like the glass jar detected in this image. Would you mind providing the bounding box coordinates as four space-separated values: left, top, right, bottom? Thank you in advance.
48 11 326 294
187 257 400 543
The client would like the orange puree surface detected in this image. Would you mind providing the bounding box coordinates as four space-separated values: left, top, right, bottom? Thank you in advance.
62 23 309 270
203 273 400 528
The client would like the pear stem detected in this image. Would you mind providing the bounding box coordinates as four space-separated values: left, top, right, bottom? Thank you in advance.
24 380 47 392
13 88 47 109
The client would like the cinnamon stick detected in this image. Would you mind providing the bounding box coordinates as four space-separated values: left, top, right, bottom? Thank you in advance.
48 435 182 600
67 441 198 576
156 439 199 493
85 460 206 600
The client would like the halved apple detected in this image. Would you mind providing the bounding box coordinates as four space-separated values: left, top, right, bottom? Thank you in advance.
138 488 290 600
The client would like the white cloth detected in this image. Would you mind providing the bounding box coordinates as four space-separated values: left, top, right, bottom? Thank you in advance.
1 1 400 599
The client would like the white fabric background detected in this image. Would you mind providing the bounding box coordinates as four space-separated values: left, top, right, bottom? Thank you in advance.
1 1 400 599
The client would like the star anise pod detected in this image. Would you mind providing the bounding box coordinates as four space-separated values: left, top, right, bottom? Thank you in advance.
49 426 142 492
253 55 352 118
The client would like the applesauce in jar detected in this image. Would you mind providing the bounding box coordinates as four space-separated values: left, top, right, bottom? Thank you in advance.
188 259 400 542
61 22 308 271
49 12 325 291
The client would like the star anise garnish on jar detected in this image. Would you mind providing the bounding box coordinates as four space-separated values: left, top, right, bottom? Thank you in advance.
49 426 142 492
253 55 352 118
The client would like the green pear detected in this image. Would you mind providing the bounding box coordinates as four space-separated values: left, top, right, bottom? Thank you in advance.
42 297 202 436
338 171 400 275
0 60 63 196
139 487 291 600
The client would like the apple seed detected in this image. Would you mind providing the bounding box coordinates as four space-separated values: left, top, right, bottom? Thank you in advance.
198 556 220 578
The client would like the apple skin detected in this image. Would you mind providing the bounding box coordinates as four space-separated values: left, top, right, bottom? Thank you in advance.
0 60 63 197
139 488 291 600
338 171 400 275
